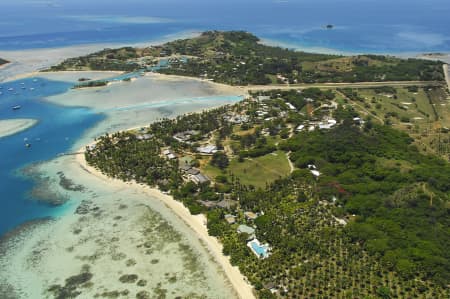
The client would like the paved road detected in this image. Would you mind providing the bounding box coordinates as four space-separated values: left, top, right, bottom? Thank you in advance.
240 80 443 91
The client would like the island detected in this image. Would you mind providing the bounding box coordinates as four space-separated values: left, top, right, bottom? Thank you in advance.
42 31 449 298
47 31 444 86
85 87 449 298
0 118 38 138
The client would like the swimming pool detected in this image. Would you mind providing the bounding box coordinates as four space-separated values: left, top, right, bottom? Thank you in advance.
249 240 270 258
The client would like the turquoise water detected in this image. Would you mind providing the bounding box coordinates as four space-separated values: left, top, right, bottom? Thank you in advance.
250 241 269 258
1 0 449 237
0 78 103 235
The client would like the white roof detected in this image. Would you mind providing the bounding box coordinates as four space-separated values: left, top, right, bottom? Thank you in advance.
286 102 296 110
310 170 320 177
197 145 217 154
327 119 337 125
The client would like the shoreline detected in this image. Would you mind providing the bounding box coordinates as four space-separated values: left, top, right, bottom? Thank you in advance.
75 146 255 299
0 31 200 83
0 118 38 138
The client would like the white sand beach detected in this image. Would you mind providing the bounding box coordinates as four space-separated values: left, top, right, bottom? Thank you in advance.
0 118 38 138
76 150 255 299
0 56 253 298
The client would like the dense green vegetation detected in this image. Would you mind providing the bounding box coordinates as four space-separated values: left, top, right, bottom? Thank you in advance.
86 89 449 297
280 124 450 285
45 47 146 72
73 80 108 89
159 31 444 84
46 31 444 85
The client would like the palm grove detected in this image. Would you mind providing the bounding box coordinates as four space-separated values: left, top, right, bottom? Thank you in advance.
86 88 449 298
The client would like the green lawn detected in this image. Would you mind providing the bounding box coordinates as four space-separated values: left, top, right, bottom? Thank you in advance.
355 87 436 125
202 150 291 188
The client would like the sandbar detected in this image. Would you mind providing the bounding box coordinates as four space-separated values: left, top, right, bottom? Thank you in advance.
0 118 38 138
39 72 244 149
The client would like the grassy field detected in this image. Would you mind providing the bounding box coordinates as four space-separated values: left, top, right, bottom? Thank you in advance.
336 85 450 158
202 150 291 188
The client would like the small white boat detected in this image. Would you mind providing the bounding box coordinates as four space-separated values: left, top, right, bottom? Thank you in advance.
8 88 14 91
30 88 35 91
12 105 21 110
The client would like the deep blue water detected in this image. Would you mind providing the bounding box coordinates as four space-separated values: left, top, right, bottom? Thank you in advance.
0 78 103 235
0 0 449 53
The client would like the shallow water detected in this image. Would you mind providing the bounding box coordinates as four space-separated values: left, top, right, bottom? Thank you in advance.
0 74 241 235
0 74 243 298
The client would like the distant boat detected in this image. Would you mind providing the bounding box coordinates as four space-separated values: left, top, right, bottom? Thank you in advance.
25 143 31 148
8 88 14 91
326 24 334 29
30 88 35 91
12 105 21 110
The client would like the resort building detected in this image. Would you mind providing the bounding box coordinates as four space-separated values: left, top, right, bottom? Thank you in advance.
196 145 218 154
173 130 200 143
244 211 258 221
191 173 210 184
224 214 236 224
136 133 153 140
257 95 271 102
237 224 255 240
163 149 177 160
286 102 297 111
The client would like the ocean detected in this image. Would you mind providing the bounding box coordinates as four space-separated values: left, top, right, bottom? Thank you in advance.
0 77 103 234
0 1 448 296
0 0 449 54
